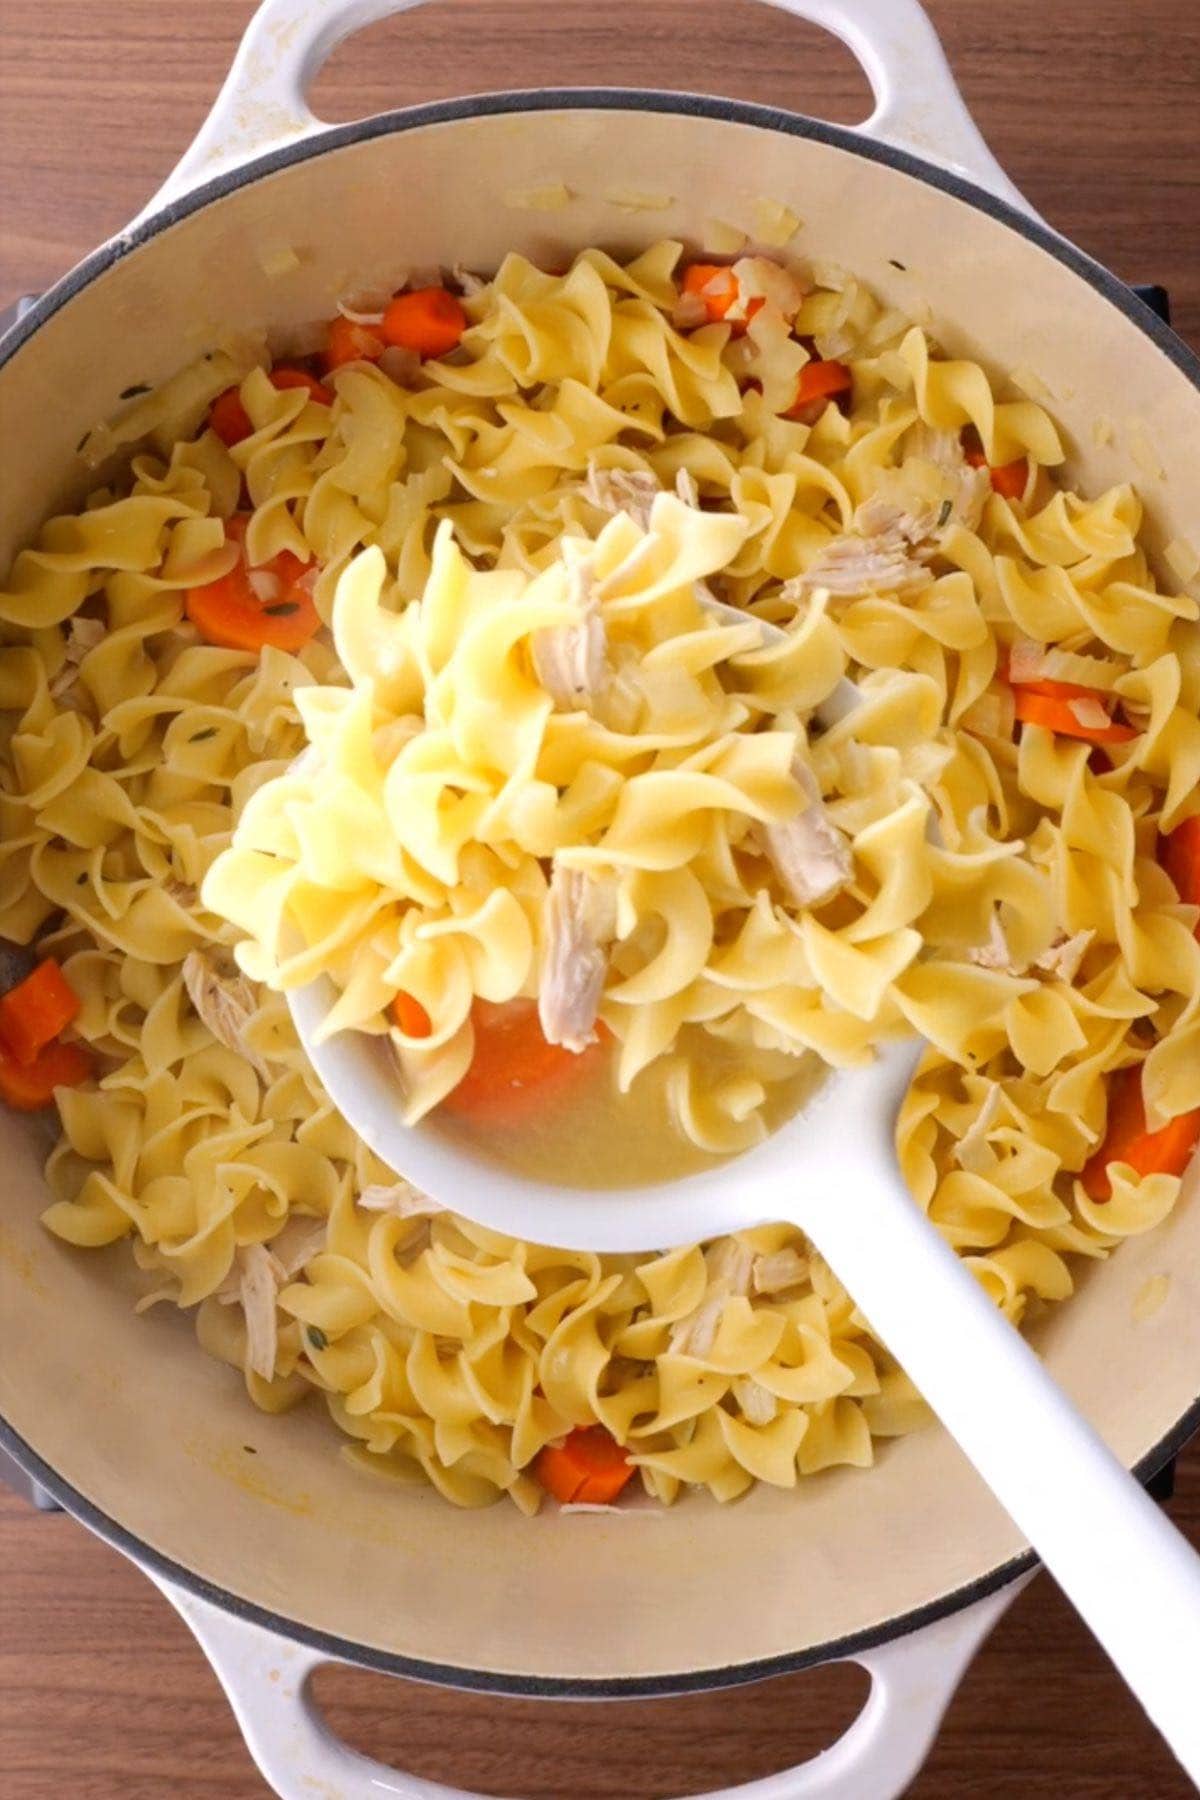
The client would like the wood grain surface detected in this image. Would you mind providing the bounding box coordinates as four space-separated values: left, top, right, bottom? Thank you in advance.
2 3 1199 1795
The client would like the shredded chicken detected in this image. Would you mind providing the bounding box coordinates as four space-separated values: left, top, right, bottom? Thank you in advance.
762 762 853 908
966 911 1013 971
216 1243 286 1383
906 421 991 533
668 1239 754 1358
48 615 105 700
357 1180 445 1219
582 462 660 529
268 1215 329 1277
751 1247 810 1295
734 1377 779 1426
537 863 616 1053
182 948 272 1081
674 467 700 508
852 492 940 545
530 561 608 712
1035 930 1094 984
451 262 488 297
789 528 932 597
954 1082 1003 1174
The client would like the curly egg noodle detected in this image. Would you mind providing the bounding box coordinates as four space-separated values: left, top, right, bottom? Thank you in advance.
2 239 1199 1512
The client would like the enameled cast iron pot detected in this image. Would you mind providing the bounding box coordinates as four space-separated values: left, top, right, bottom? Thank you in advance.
3 3 1200 1794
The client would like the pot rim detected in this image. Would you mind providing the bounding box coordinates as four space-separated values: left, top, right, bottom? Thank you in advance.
2 83 1198 1698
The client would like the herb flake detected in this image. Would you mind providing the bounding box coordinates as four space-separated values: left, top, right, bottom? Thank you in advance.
887 258 908 271
937 498 953 527
306 1325 328 1351
120 382 151 400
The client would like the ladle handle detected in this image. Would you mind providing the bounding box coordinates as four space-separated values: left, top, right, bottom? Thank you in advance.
789 1081 1200 1784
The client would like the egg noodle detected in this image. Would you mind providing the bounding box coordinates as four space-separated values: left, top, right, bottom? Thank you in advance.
2 241 1198 1511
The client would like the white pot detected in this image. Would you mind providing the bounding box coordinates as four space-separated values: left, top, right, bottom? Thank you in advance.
2 3 1198 1796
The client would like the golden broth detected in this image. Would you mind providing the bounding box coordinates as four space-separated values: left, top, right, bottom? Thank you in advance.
433 1027 823 1189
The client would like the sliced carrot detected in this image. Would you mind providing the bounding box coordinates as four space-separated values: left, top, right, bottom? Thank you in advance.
0 1038 92 1111
1082 1065 1200 1202
439 1000 607 1124
988 458 1029 499
1012 677 1097 701
535 1426 635 1506
1160 814 1200 936
0 959 81 1067
268 366 335 406
209 388 254 447
380 287 467 359
962 427 1028 497
1013 688 1138 746
207 369 333 448
325 315 386 371
784 359 853 422
185 515 320 654
681 262 739 321
390 991 433 1039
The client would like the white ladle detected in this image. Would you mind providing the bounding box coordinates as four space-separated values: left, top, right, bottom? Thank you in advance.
287 710 1200 1786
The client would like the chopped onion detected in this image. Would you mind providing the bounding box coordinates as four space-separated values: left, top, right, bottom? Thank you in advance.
671 291 709 331
336 299 387 326
247 570 283 603
1007 636 1048 684
272 319 328 359
379 345 421 386
1067 696 1114 731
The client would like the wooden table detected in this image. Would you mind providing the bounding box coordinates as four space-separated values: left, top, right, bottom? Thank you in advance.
2 2 1199 1794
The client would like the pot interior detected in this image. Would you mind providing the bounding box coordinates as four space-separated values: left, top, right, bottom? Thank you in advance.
2 97 1199 1688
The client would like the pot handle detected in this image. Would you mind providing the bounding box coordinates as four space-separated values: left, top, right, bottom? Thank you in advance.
152 1568 1030 1800
141 0 1036 221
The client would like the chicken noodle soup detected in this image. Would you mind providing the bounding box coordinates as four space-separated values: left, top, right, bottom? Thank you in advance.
3 240 1200 1513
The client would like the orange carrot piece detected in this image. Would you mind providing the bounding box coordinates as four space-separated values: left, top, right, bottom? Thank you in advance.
0 1038 92 1111
0 959 81 1066
325 315 386 371
535 1426 635 1506
962 427 1028 498
1013 688 1138 746
438 1001 607 1124
185 516 320 654
1161 816 1200 936
1012 677 1097 700
1082 1065 1200 1201
209 387 253 447
207 369 332 448
268 366 335 406
784 358 853 421
681 262 739 321
390 991 433 1039
380 287 467 359
987 458 1029 499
